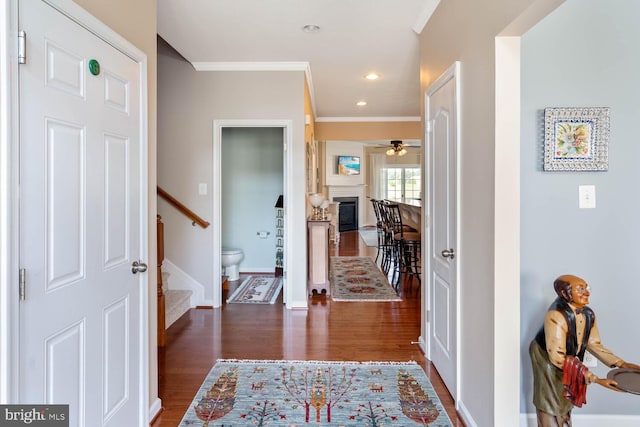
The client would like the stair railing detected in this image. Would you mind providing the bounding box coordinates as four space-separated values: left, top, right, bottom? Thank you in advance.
157 215 166 347
157 186 210 228
156 187 209 347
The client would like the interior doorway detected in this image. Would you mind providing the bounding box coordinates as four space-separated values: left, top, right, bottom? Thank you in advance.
424 62 460 401
212 120 292 307
220 127 284 276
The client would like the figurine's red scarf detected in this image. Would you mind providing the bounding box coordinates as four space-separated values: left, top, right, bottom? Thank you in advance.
563 356 589 407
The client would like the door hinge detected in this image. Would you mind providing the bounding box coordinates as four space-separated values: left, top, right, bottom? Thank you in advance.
426 120 434 133
19 268 26 300
18 30 26 64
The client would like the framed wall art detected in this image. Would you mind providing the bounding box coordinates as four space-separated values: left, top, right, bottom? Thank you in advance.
543 107 610 171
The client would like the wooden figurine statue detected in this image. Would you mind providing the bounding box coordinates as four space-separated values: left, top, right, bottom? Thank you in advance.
529 274 640 427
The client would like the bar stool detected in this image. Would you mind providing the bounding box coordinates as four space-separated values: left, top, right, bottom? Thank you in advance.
371 199 393 270
383 202 421 289
376 200 399 276
370 199 384 263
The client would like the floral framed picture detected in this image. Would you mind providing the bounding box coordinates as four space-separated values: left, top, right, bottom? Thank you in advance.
543 107 610 171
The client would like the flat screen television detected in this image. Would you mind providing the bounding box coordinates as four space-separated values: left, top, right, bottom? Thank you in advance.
337 155 360 175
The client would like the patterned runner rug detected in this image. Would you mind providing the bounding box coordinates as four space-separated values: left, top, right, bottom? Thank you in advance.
179 359 454 426
330 256 401 302
226 276 282 304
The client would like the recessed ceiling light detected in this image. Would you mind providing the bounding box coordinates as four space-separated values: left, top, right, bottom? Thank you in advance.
356 101 367 107
302 24 320 33
365 73 379 80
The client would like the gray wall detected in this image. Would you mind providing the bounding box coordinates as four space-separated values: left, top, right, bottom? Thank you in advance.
221 127 283 272
521 0 640 415
157 37 307 305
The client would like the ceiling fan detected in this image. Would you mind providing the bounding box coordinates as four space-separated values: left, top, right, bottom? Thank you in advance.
385 140 420 156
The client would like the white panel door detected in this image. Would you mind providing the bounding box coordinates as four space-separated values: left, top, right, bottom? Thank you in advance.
18 1 145 426
426 63 459 400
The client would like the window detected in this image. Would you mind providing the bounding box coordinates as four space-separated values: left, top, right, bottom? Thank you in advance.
380 167 421 201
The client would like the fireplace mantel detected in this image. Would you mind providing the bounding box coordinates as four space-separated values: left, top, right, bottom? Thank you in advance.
325 185 366 231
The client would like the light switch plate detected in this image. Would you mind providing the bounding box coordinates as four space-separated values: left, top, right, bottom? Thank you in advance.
579 185 596 209
198 183 207 195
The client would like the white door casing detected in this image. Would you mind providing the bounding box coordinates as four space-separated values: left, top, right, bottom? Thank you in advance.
425 61 460 402
16 1 148 425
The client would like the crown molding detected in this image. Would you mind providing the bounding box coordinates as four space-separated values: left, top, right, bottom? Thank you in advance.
412 0 441 34
190 61 317 119
191 61 310 72
316 116 421 123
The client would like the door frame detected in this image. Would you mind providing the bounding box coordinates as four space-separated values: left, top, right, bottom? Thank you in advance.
0 0 150 417
422 61 461 404
212 120 292 308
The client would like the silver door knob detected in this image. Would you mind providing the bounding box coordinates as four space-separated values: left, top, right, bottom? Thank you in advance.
441 249 455 259
131 260 148 274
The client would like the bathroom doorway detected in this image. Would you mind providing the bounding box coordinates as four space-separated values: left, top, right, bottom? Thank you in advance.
212 120 292 307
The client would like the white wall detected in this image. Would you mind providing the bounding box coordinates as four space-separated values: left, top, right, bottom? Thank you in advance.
419 0 560 425
324 141 365 187
521 0 640 418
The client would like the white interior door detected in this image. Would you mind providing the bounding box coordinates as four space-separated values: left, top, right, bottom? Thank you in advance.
18 1 146 425
425 62 460 400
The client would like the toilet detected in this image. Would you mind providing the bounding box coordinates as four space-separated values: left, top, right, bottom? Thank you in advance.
221 247 244 281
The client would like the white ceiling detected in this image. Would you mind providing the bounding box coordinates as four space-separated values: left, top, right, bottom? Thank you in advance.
157 0 437 122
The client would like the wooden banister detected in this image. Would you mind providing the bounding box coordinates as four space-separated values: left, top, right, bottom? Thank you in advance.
157 186 210 228
157 215 166 347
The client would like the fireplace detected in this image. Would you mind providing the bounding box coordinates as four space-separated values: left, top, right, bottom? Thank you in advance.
333 197 358 232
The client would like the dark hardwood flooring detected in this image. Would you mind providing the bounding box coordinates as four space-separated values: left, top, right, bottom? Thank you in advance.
151 229 465 426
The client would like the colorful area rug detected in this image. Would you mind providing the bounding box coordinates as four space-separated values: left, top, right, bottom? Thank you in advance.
179 359 454 426
226 276 282 304
330 257 401 302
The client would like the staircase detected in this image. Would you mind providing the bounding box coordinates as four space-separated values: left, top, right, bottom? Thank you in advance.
164 289 193 328
156 188 209 347
162 271 192 329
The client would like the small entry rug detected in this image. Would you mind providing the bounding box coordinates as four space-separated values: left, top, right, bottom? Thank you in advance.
330 257 400 302
226 276 282 304
179 359 454 426
358 228 379 247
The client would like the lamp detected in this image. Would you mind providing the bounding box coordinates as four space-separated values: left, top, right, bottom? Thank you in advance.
320 199 330 219
308 193 325 220
386 140 408 156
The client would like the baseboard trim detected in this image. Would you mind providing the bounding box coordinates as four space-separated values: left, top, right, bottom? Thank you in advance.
149 397 162 424
520 413 640 426
240 267 276 273
162 258 205 306
458 400 479 427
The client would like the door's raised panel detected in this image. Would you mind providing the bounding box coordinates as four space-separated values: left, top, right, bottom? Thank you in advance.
103 71 129 114
45 321 85 427
432 273 451 355
45 40 85 98
46 119 85 290
103 297 129 422
104 134 129 268
432 110 451 252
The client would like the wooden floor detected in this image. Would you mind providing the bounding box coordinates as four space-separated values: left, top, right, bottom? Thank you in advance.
151 229 465 426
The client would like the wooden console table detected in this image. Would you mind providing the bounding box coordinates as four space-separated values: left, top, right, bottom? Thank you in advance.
307 217 331 296
328 202 340 245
